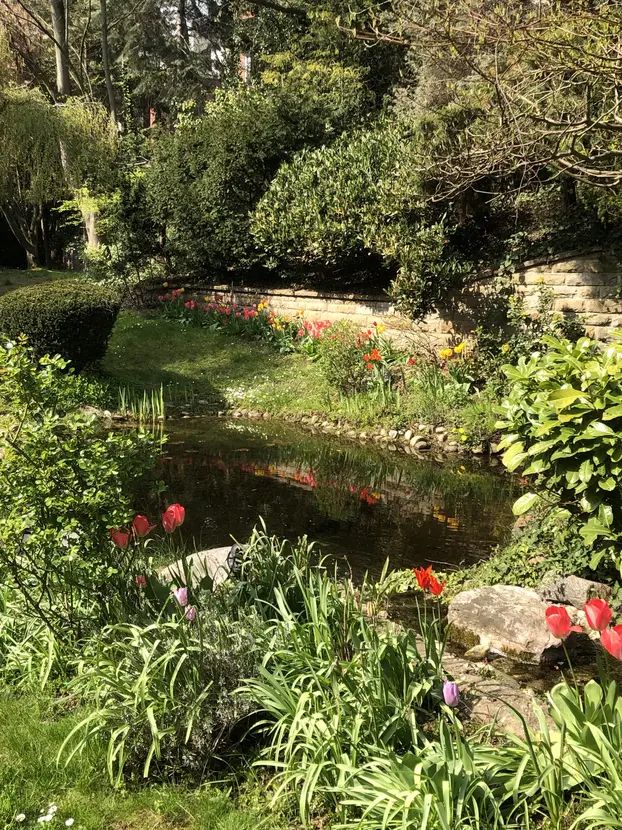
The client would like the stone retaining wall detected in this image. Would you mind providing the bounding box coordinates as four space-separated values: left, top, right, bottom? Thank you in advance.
190 249 622 345
515 251 621 341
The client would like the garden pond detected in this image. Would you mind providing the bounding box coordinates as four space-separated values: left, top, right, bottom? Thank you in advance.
158 417 519 578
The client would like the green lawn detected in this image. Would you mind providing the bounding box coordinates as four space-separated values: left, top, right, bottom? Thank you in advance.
103 311 328 415
0 692 282 830
0 268 69 297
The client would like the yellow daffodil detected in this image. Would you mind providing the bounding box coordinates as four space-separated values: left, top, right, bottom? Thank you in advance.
439 348 453 360
501 343 510 354
453 342 466 354
375 322 386 334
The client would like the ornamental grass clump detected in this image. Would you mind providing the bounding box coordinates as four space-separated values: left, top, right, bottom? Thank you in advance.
243 562 451 821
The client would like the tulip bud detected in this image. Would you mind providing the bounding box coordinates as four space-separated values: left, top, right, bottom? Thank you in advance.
173 586 188 607
442 680 460 708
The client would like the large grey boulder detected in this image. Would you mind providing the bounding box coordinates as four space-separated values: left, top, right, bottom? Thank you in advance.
538 574 611 609
159 545 236 588
448 585 561 663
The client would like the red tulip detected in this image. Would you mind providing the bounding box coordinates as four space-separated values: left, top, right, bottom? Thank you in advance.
428 575 446 597
110 528 130 549
132 514 155 538
413 566 433 591
584 598 613 632
162 503 185 533
135 574 147 589
545 605 582 639
601 625 622 660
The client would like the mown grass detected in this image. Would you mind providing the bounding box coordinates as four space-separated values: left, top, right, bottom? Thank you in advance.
102 311 328 415
103 311 498 437
0 268 69 298
0 692 282 830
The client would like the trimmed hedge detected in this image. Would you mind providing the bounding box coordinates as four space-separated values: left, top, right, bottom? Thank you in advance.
0 280 120 370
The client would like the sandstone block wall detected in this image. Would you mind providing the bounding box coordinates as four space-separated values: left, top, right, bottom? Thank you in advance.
190 250 621 346
515 252 622 341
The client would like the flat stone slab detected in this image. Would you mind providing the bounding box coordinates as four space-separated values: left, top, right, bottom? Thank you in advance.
160 545 234 588
448 585 559 663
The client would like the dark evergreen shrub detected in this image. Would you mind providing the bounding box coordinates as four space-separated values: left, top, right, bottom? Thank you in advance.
0 280 120 370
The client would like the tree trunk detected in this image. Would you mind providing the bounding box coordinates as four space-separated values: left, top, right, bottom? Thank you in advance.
49 0 71 96
82 208 100 250
99 0 119 123
178 0 189 45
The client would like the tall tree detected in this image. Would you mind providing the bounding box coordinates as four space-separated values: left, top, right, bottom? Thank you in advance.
98 0 118 122
49 0 70 94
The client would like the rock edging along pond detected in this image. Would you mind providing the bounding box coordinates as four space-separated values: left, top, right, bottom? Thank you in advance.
228 407 503 460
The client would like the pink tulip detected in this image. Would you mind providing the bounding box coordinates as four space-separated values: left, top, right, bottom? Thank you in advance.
173 586 188 607
132 515 155 538
601 625 622 660
185 605 197 622
443 681 460 708
584 598 613 632
110 528 130 549
546 606 582 639
162 503 185 533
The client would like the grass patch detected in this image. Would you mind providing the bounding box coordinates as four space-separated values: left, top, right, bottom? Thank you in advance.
0 268 69 297
103 312 500 437
103 311 328 415
0 692 282 830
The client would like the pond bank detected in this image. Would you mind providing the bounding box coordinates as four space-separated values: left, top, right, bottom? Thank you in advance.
102 311 499 449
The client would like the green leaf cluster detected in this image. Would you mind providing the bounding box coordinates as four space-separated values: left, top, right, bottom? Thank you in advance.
498 334 622 571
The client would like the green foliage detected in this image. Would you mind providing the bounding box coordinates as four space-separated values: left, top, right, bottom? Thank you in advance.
147 65 367 273
509 678 622 830
316 321 401 396
498 334 622 572
340 720 529 830
403 360 471 427
316 321 371 394
252 123 403 268
0 89 116 206
64 612 261 783
388 222 475 320
60 528 314 783
470 284 585 396
81 169 164 291
244 565 445 821
446 511 612 598
253 123 472 318
0 280 120 370
0 340 157 637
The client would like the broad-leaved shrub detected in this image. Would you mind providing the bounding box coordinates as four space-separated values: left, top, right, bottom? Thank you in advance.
498 334 622 571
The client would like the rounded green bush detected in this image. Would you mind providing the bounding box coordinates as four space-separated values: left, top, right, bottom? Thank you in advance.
0 280 120 370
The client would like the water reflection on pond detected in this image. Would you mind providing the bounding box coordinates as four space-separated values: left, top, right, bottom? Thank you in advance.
159 418 518 578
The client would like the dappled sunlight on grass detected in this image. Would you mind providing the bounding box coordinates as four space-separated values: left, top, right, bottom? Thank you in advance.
0 693 282 830
103 311 327 413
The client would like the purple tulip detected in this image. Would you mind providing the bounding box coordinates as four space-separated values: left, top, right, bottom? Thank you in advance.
443 680 460 708
173 586 188 607
185 605 197 622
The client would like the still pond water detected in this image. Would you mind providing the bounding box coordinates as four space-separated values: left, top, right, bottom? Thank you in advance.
159 418 518 578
